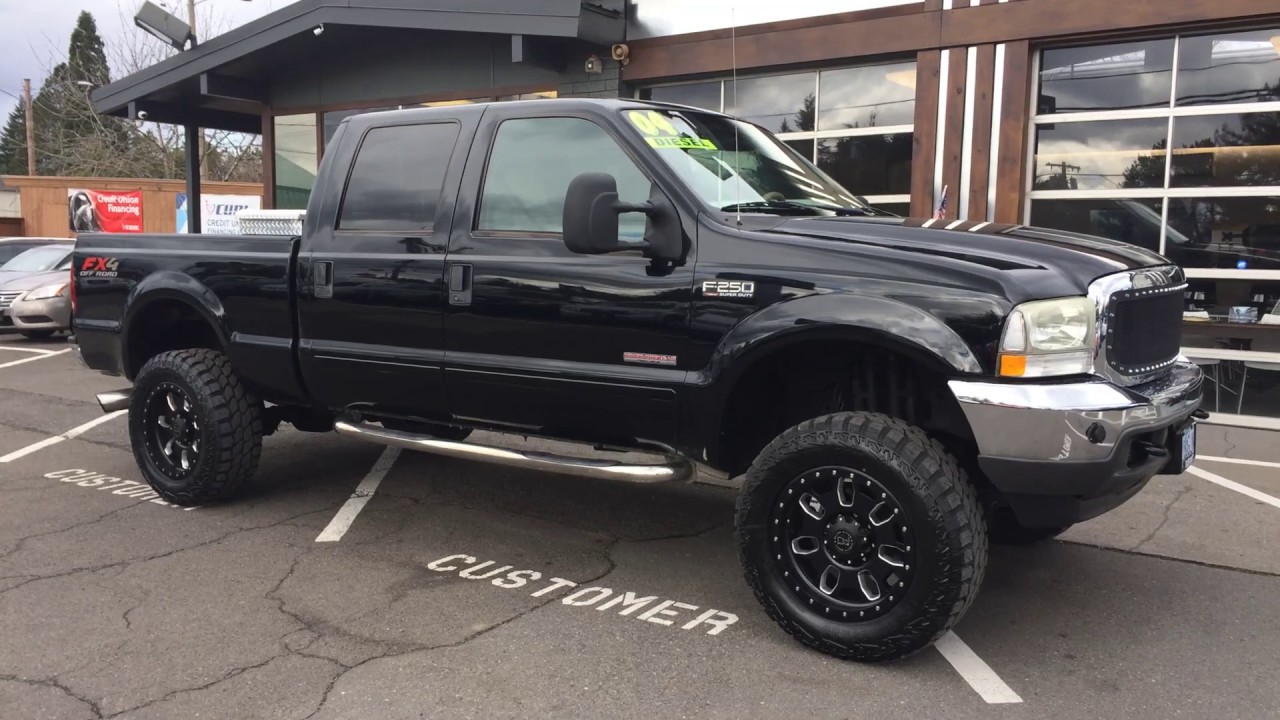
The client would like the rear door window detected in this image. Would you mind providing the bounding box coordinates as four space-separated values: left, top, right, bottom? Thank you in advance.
337 122 460 233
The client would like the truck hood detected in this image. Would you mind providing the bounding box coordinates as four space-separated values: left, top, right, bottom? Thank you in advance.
0 270 69 292
761 216 1169 298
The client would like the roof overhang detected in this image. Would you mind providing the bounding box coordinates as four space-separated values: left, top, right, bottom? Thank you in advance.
93 0 624 132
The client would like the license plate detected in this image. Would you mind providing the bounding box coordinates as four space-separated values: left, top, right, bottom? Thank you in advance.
1179 421 1197 473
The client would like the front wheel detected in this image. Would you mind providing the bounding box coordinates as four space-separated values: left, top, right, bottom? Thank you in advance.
736 412 987 662
129 349 263 506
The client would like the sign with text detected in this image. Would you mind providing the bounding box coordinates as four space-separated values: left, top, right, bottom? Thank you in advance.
68 189 144 234
177 193 262 234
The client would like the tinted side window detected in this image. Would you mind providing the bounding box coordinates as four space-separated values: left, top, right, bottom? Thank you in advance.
338 123 460 232
477 117 650 238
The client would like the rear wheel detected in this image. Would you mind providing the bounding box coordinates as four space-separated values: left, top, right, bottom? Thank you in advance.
736 411 986 662
129 349 262 506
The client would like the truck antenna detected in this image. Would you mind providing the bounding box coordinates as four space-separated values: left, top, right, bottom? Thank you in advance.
731 6 741 226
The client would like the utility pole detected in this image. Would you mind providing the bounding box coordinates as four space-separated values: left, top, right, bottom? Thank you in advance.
187 0 207 180
22 79 36 176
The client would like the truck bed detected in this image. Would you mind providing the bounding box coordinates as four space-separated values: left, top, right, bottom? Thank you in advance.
72 232 304 402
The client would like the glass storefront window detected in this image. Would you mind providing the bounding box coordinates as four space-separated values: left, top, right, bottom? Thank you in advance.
1165 196 1280 270
1032 27 1280 421
1029 198 1164 253
639 82 720 111
1038 39 1174 114
818 62 916 130
1033 118 1170 191
1176 30 1280 107
817 133 912 197
641 59 916 211
274 113 317 210
1169 113 1280 188
1182 278 1280 415
724 72 816 133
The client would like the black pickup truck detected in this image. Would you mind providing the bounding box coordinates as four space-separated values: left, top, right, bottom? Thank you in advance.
71 98 1203 662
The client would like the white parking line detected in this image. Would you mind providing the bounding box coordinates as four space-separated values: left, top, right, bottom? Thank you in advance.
0 348 72 369
934 631 1024 704
0 344 60 355
1187 465 1280 511
1197 454 1280 470
0 410 128 463
315 447 400 542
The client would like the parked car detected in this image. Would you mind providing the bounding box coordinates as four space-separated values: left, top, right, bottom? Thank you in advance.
71 98 1203 663
1 270 72 338
0 236 73 265
0 245 75 335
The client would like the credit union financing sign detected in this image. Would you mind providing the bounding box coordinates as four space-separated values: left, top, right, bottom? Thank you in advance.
176 193 262 234
68 189 144 234
627 0 919 39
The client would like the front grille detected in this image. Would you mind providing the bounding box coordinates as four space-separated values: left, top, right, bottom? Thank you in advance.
1107 287 1184 375
0 291 22 309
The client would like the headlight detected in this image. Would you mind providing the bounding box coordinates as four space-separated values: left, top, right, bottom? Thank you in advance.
998 297 1096 378
22 283 68 301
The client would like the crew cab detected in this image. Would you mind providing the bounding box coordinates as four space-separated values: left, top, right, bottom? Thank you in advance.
71 98 1203 663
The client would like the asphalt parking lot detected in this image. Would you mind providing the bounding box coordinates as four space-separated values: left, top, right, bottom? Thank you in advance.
1 335 1278 719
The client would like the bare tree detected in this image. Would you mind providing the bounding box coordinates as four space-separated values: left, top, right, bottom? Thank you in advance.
106 0 263 182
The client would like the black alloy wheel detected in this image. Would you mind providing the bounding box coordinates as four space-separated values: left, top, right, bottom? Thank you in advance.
129 349 263 506
737 411 987 663
772 467 916 621
143 382 202 476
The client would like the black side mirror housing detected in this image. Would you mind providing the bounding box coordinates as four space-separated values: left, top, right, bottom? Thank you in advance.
563 172 682 261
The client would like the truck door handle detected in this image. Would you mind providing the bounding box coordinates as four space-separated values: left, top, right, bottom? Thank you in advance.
448 263 472 306
314 260 333 299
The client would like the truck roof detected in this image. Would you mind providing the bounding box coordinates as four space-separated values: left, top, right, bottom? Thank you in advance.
336 97 733 127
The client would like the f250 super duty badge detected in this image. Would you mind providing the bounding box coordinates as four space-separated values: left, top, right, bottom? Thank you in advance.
702 280 755 299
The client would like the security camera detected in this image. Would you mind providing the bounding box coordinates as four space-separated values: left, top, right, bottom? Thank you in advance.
584 54 602 74
312 24 324 36
611 43 630 65
137 110 149 120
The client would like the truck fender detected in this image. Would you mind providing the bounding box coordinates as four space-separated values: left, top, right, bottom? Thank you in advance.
120 271 231 373
698 292 985 393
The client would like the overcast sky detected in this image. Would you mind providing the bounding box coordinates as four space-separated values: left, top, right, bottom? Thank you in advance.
0 0 284 119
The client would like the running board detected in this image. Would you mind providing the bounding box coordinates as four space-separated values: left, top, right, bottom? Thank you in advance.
333 418 692 484
97 389 131 413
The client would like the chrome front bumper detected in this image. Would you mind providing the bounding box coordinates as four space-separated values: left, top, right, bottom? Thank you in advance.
948 360 1203 525
949 359 1202 465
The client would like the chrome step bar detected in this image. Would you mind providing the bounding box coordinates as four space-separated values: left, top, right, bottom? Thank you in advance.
333 417 692 484
97 389 132 413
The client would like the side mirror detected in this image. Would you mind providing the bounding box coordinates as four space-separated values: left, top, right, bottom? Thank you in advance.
563 173 628 254
563 173 681 261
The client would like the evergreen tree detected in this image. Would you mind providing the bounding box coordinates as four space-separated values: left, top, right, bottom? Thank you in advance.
0 102 27 175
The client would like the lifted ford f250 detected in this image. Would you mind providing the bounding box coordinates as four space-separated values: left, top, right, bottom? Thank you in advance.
71 99 1203 662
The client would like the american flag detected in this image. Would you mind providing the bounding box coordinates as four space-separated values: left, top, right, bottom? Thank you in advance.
933 185 949 220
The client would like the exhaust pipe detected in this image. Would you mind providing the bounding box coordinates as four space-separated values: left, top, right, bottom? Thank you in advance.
96 389 131 413
334 417 692 484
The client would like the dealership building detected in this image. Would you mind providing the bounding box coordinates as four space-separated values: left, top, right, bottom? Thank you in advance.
93 0 1280 425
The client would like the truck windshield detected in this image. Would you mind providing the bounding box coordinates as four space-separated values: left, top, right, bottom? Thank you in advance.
0 246 70 272
622 108 885 217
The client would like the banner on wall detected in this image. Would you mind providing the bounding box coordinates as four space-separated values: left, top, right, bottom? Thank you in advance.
67 189 144 234
176 193 262 234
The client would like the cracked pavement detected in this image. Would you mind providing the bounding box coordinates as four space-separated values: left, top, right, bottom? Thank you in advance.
1 337 1279 719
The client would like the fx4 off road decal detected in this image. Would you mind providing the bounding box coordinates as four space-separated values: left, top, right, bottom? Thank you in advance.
79 257 120 278
701 280 755 299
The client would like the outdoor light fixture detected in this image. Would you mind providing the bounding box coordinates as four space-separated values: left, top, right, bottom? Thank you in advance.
134 1 193 50
585 54 602 74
